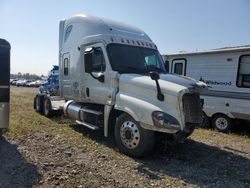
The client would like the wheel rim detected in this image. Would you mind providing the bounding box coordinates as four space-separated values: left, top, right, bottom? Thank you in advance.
120 121 140 149
35 97 40 111
215 117 228 130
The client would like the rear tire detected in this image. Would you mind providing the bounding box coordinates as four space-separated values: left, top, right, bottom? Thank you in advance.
115 113 154 158
212 114 232 133
34 94 43 113
43 96 54 117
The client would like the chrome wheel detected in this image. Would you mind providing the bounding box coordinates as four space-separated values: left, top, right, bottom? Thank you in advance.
115 113 155 157
120 120 140 149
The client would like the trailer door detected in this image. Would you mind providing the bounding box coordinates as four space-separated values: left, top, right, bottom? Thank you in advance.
0 39 10 130
172 59 186 76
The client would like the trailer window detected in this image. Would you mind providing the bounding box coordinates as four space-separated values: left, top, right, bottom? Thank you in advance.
174 63 183 75
237 55 250 88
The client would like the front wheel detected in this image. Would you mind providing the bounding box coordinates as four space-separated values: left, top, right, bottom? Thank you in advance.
212 114 232 133
115 113 154 158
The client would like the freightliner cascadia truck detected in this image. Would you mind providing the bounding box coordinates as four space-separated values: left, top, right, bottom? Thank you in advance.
34 15 207 157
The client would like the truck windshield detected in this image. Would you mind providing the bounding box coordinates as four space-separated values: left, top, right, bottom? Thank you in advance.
107 44 166 74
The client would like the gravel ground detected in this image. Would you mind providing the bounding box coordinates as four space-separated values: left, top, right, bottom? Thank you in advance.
0 87 249 188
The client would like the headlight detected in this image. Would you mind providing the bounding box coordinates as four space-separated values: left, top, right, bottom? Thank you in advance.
152 111 180 130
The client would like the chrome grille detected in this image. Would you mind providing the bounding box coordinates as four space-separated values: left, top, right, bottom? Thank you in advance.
182 93 202 124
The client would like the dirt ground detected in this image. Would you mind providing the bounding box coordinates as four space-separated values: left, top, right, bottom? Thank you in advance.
0 87 249 188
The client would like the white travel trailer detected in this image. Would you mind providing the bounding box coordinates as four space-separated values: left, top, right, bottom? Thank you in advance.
0 39 10 136
34 14 206 157
163 46 250 132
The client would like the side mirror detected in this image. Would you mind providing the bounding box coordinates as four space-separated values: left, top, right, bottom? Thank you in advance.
149 71 160 80
149 71 164 101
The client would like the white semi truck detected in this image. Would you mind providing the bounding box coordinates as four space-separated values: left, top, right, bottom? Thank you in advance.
34 14 207 157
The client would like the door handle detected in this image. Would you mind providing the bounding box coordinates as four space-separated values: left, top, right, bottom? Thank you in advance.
86 87 89 97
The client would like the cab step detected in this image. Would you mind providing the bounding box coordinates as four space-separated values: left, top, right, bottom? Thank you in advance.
75 120 99 130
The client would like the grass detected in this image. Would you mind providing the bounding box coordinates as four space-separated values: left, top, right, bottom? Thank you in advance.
8 92 98 151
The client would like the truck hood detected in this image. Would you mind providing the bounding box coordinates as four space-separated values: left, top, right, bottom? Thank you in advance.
119 73 207 96
159 73 207 92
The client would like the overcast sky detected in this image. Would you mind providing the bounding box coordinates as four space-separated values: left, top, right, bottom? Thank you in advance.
1 0 250 75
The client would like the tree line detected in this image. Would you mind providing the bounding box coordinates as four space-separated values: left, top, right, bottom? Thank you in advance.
10 72 44 80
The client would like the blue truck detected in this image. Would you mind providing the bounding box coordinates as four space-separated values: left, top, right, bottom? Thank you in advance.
34 65 63 117
38 65 59 95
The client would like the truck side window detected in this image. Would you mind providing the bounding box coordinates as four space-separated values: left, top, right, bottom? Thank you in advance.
63 58 69 75
91 47 106 73
237 55 250 88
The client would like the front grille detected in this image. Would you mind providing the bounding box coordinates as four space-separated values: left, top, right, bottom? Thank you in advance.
182 93 202 124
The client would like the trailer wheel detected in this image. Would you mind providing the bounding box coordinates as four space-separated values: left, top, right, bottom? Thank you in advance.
43 96 54 117
115 113 154 157
212 114 232 133
34 94 43 113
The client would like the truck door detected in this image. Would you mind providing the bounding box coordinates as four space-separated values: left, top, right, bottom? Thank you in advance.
60 53 71 98
83 43 117 105
0 39 10 131
172 59 186 76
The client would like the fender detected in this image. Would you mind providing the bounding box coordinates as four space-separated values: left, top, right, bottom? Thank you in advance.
114 92 181 127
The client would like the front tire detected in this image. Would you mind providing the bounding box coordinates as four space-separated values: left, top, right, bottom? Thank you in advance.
115 113 154 157
212 114 232 133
